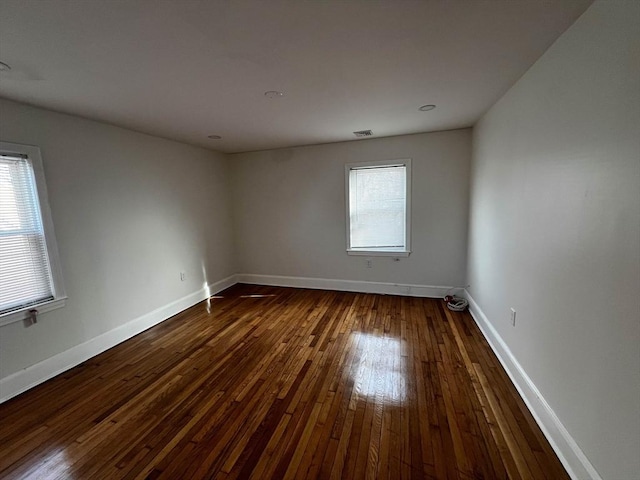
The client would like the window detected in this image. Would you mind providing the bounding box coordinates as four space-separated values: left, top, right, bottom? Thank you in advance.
0 142 65 325
346 159 411 256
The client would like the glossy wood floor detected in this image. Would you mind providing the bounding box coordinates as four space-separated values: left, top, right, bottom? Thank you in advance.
0 284 568 480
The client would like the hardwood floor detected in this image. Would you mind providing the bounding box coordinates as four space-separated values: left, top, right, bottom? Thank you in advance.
0 284 568 479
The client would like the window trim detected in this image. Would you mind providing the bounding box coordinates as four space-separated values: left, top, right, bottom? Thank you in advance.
0 141 66 326
345 158 412 257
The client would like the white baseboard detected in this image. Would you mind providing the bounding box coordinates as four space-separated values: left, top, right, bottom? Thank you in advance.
3 275 597 479
464 290 602 480
236 273 461 298
0 275 237 404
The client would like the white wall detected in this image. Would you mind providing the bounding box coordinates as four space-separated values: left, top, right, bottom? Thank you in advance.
466 1 640 479
231 130 471 290
3 2 636 475
0 98 235 383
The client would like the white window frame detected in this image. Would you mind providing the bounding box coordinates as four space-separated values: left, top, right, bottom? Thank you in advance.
345 158 412 257
0 141 66 326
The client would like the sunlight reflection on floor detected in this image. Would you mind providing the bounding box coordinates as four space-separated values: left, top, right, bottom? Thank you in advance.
350 332 406 405
23 446 73 479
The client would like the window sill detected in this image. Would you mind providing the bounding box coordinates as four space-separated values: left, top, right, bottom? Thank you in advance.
0 297 67 327
347 250 411 257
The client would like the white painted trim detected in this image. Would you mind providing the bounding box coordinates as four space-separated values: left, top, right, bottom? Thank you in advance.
0 275 237 404
346 250 411 257
3 273 598 480
236 273 461 298
0 297 67 327
464 290 602 480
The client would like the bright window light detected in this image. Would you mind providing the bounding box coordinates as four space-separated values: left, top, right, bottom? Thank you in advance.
0 142 65 324
351 332 406 404
346 159 411 255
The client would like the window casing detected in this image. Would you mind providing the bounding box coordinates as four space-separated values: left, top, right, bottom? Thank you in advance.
0 142 66 326
345 159 411 256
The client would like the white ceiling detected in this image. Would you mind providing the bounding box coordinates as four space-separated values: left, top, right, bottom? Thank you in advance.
0 0 592 153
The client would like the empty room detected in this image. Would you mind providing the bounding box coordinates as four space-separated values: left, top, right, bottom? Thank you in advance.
0 1 638 479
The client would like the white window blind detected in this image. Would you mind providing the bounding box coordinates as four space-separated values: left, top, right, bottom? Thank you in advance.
348 163 408 251
0 154 54 315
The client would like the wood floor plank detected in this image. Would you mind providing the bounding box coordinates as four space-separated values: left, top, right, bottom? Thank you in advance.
0 285 570 479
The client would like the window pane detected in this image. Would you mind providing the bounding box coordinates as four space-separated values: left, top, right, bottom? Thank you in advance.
349 165 406 250
0 155 54 314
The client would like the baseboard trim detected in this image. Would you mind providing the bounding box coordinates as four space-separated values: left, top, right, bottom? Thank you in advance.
464 290 602 480
236 273 461 298
2 275 599 479
0 275 237 404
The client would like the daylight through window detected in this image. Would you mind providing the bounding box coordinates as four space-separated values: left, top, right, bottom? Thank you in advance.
346 160 411 255
0 143 65 323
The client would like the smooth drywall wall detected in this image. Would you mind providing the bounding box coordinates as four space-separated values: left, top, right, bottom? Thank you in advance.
466 1 639 478
231 129 471 288
0 98 235 381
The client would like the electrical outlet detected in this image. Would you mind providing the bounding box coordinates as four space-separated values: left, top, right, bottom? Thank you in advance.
366 258 372 268
510 308 516 326
180 271 186 281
